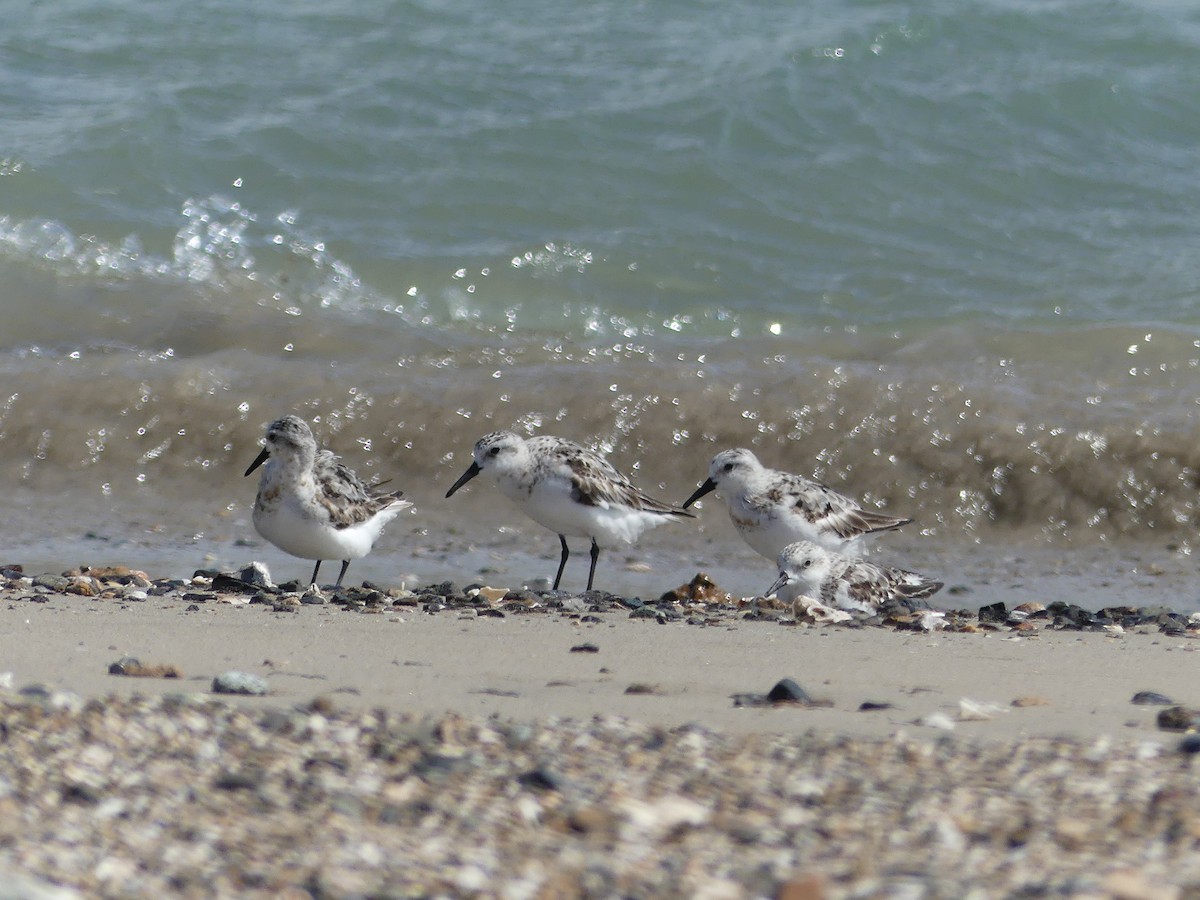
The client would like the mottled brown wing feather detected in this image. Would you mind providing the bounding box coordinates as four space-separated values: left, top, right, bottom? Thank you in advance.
313 452 405 528
546 443 692 518
777 478 910 540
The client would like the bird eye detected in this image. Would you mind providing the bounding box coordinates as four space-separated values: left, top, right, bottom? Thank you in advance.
722 463 734 472
488 446 500 457
801 559 812 569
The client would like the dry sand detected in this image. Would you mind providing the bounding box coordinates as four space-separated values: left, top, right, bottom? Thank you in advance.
2 591 1197 743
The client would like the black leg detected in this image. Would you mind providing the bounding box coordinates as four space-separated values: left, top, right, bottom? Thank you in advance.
335 560 350 588
586 538 600 592
309 560 322 586
553 534 570 590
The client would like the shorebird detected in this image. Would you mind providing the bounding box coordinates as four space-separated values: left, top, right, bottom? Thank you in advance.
445 431 693 591
244 415 410 587
682 448 910 561
766 540 942 613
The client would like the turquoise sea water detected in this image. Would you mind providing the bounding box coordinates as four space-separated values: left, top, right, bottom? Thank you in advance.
4 0 1200 553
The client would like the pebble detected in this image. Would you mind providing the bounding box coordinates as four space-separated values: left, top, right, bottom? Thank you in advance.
211 672 270 696
1132 691 1174 706
1156 706 1200 732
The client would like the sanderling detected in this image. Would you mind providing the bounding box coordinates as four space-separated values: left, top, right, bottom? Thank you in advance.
244 415 411 587
766 540 942 613
682 448 911 561
445 431 693 591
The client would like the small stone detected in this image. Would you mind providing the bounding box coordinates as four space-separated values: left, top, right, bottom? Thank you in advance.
917 713 957 731
624 684 659 695
108 657 181 678
300 586 327 605
766 678 812 705
1179 735 1200 755
1132 691 1174 706
239 562 274 589
977 601 1007 623
859 701 894 711
1011 696 1052 708
212 671 270 696
660 572 733 604
475 586 507 603
33 574 69 593
569 643 599 653
516 767 563 792
1156 706 1200 732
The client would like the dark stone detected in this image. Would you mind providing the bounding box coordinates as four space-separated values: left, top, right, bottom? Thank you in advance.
766 678 812 704
504 590 539 604
618 596 644 609
581 589 619 606
859 701 895 711
1131 691 1174 706
1157 706 1200 732
62 783 100 804
1179 735 1200 755
476 608 505 618
107 656 141 675
978 601 1008 623
1046 601 1094 629
211 573 260 595
629 606 665 622
419 581 461 599
516 767 563 792
213 770 259 791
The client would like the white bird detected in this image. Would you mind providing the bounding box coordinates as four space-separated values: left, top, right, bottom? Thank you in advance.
445 431 693 591
682 448 910 561
244 415 410 587
766 540 942 614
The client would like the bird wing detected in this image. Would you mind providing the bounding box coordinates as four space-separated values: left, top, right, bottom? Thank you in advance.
762 475 910 539
313 450 408 528
532 437 692 518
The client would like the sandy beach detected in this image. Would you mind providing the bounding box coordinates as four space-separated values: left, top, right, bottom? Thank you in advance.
0 559 1197 898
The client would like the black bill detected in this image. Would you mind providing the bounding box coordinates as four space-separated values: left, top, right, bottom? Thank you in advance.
445 461 481 498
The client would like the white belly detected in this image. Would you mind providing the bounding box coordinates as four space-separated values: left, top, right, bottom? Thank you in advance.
254 496 388 561
508 481 671 548
731 503 862 561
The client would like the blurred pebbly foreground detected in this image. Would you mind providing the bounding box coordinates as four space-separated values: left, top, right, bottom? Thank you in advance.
0 691 1196 899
